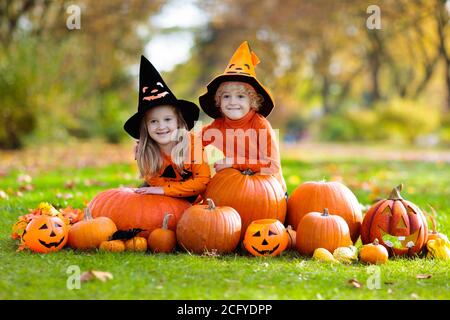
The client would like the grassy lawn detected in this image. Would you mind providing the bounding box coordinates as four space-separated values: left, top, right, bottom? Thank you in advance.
1 143 449 300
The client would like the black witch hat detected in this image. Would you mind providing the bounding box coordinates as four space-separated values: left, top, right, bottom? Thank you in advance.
124 55 199 139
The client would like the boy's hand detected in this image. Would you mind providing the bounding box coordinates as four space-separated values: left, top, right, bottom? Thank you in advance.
134 187 164 195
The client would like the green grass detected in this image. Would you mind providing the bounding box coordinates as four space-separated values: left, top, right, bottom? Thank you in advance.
1 157 450 300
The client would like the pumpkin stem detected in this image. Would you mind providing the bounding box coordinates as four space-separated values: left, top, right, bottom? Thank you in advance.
373 238 380 245
242 169 255 176
388 184 403 200
206 198 216 210
162 213 173 230
322 208 330 216
427 205 438 233
84 207 93 220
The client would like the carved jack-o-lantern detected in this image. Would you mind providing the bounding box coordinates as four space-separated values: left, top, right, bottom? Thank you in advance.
243 219 288 257
142 82 169 101
22 215 68 253
361 184 428 256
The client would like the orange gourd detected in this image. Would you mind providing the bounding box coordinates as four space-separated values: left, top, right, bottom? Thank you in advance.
88 188 191 238
148 213 177 253
125 237 148 252
99 240 126 252
287 181 362 243
176 198 241 254
359 239 389 264
296 208 353 256
203 168 286 240
68 208 117 250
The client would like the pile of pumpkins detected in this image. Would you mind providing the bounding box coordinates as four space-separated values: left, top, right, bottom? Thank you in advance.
13 168 450 262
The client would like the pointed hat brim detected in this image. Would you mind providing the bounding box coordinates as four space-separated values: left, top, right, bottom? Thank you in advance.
199 74 274 119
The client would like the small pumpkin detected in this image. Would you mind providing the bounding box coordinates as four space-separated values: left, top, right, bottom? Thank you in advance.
148 213 176 253
176 198 241 254
361 184 428 257
243 219 289 257
68 208 117 250
359 239 389 264
425 206 448 243
99 240 125 252
22 215 68 253
287 181 362 243
296 208 353 256
125 237 148 252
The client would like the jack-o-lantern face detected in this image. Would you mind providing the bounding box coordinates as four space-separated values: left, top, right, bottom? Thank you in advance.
22 216 68 253
243 219 288 257
361 185 428 257
142 82 169 101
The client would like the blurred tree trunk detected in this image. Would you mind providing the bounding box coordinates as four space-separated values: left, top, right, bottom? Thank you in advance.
366 30 382 105
436 0 450 112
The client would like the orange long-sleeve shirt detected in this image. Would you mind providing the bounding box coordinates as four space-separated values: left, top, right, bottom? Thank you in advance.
200 110 286 192
144 141 211 199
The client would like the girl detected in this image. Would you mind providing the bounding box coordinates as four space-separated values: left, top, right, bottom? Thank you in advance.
124 56 210 201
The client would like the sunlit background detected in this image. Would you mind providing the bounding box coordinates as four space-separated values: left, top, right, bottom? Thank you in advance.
1 0 450 150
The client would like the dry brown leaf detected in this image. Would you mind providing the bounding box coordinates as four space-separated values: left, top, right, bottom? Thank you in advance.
416 274 432 279
80 270 113 282
348 278 362 288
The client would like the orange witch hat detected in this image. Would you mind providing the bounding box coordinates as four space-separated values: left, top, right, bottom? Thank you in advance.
199 41 275 119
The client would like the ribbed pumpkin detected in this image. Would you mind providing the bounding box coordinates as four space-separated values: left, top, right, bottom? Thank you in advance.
296 208 353 256
203 168 286 240
88 188 191 238
359 239 389 264
68 208 117 250
287 181 362 243
125 237 148 252
99 240 126 252
176 198 241 254
148 213 177 253
361 184 428 257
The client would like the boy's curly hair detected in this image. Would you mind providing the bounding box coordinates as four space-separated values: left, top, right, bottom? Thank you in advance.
214 82 264 112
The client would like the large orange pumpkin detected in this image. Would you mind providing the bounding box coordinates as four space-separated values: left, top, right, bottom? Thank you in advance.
296 208 353 256
287 181 362 243
361 184 428 257
176 198 241 254
203 168 286 239
88 188 191 238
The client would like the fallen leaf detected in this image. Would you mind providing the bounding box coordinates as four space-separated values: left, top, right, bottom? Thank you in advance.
80 270 113 282
19 184 34 192
348 278 362 288
411 293 420 300
64 180 77 189
416 274 432 279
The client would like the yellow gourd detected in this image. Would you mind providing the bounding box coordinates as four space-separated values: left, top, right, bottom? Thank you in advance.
313 248 339 263
427 238 450 260
333 246 358 264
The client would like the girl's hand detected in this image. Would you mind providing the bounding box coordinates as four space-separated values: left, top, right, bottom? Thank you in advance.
134 187 164 195
214 160 233 172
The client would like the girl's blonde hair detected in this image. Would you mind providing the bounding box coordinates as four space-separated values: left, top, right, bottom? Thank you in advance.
136 106 189 179
214 82 264 112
